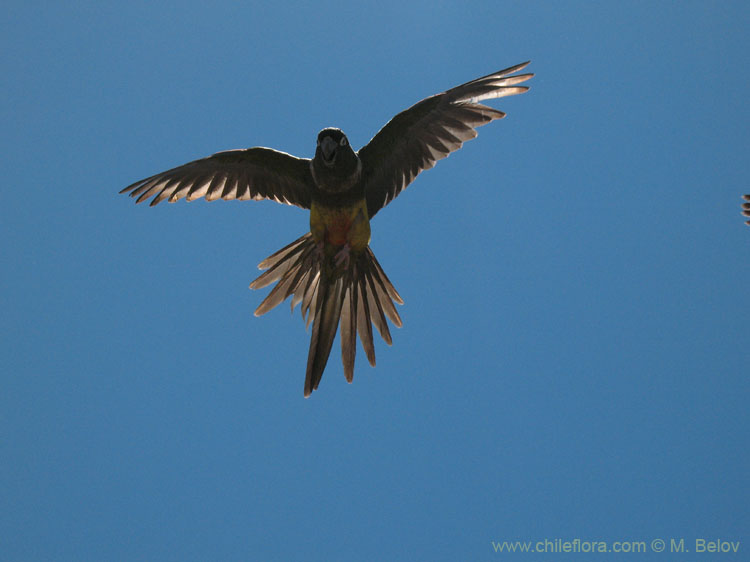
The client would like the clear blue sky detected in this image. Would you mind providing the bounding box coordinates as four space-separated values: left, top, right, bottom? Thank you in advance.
2 2 748 560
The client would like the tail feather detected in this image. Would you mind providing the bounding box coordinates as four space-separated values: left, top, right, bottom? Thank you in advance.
305 275 345 396
340 267 357 382
289 265 314 312
250 233 403 396
250 236 311 289
250 243 314 316
362 262 392 345
256 236 310 270
300 270 320 327
367 248 404 322
355 272 377 367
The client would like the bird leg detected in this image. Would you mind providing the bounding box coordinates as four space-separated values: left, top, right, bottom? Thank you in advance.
334 243 351 268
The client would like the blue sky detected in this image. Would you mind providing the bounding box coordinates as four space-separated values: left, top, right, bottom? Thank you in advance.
2 2 748 560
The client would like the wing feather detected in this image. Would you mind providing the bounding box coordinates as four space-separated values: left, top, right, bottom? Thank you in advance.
359 62 532 217
121 147 313 209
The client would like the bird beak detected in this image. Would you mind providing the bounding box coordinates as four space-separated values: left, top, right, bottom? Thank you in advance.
320 136 337 165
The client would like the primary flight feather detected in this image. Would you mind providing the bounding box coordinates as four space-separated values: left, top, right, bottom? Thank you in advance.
121 61 533 397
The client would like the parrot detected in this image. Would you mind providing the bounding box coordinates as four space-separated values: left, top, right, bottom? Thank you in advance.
121 61 533 396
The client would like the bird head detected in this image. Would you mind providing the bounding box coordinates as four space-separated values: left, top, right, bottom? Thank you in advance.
311 128 361 193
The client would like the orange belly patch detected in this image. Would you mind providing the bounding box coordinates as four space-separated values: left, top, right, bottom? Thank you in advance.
326 213 352 246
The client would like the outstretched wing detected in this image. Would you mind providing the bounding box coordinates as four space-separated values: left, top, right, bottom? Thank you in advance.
359 61 533 218
120 147 314 209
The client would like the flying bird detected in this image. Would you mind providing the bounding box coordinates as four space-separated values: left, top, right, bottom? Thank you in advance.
121 61 533 396
743 195 750 225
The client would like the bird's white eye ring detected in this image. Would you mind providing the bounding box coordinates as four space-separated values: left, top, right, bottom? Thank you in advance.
340 136 348 147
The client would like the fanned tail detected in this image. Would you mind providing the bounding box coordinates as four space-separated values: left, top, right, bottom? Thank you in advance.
250 234 404 397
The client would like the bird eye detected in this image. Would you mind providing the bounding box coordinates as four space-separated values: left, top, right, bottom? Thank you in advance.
339 137 348 147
